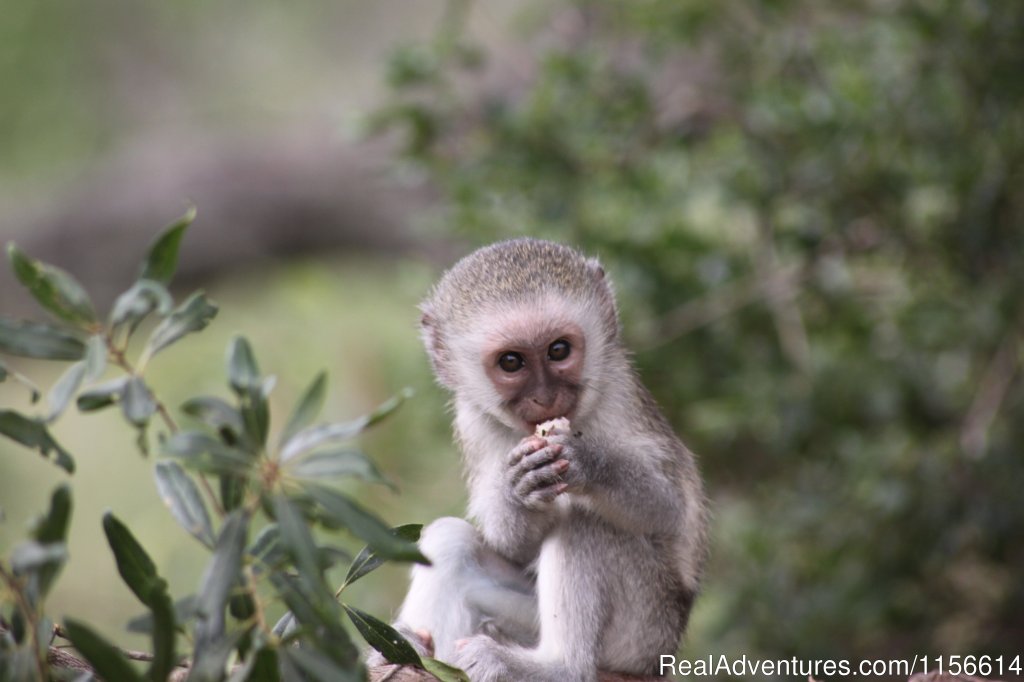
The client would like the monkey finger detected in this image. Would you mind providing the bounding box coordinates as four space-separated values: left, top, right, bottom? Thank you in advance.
414 629 434 654
509 446 563 483
507 436 547 465
521 484 562 509
515 460 568 497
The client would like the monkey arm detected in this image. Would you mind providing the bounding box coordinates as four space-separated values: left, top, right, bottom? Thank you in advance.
469 476 561 565
465 434 570 564
561 433 693 539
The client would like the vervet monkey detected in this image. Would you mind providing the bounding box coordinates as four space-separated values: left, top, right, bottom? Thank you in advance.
390 239 708 681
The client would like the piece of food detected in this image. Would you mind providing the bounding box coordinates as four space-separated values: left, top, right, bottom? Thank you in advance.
535 417 571 438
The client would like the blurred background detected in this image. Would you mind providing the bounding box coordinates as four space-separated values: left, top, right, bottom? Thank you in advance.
1 0 1022 678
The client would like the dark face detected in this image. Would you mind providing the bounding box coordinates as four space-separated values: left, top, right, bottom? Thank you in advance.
483 324 586 431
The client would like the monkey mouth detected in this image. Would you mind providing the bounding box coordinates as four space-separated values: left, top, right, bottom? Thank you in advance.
527 410 573 431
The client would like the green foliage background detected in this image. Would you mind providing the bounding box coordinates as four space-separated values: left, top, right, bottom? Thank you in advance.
377 0 1024 664
1 0 1022 677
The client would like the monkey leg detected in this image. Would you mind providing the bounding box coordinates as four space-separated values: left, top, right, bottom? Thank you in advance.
393 517 538 663
450 515 603 682
452 514 687 682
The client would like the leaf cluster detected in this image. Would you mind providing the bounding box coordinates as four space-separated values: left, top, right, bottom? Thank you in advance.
0 212 462 681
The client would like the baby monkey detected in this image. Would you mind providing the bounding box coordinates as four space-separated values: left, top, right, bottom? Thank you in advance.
390 239 708 681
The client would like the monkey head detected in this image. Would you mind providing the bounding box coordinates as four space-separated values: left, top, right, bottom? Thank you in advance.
420 239 622 434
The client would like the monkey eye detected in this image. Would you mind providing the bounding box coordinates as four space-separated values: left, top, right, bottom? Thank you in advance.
498 352 525 373
547 339 571 362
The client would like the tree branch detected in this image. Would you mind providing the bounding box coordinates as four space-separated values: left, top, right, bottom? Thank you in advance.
960 317 1021 459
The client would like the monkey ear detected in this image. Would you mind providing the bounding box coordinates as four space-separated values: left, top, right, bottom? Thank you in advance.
587 258 621 340
419 304 457 390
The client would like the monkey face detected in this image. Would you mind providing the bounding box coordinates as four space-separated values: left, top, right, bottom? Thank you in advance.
480 319 586 432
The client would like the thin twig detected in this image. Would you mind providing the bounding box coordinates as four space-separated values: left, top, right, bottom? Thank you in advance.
961 319 1022 459
104 334 226 517
646 264 808 351
377 664 403 682
754 215 811 374
0 563 48 680
51 624 182 666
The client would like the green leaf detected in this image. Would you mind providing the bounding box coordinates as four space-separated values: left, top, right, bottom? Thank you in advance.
280 388 412 461
46 361 87 422
269 574 319 636
127 594 197 634
186 628 248 682
243 393 270 449
154 461 215 547
28 484 73 598
288 448 392 488
362 387 413 427
0 359 41 402
0 410 75 473
220 474 246 513
77 377 128 412
0 318 86 360
32 484 72 543
227 336 261 394
270 609 296 639
83 334 107 381
271 496 331 601
140 207 195 284
280 371 327 448
102 513 163 606
10 540 67 574
121 376 157 427
147 587 177 682
193 510 249 661
144 292 218 358
246 524 282 568
162 431 225 457
61 618 145 682
1 646 37 680
136 421 151 456
343 524 422 589
343 605 422 666
305 486 428 563
109 279 173 329
20 545 66 602
100 514 177 682
7 243 96 326
181 396 245 443
225 337 270 447
422 657 471 682
268 572 358 664
162 431 254 476
227 645 278 682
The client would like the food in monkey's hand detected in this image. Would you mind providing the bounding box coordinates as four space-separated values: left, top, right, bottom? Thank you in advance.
535 417 571 438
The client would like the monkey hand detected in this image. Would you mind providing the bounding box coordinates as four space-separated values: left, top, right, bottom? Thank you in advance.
451 634 513 682
506 435 570 510
542 430 592 493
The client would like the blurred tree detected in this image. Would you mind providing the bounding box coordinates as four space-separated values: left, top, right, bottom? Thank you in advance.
376 0 1024 666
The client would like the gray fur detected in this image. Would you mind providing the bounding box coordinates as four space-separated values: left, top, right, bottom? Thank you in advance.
391 240 708 682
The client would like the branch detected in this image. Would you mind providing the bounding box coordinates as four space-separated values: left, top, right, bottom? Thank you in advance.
104 334 226 517
960 318 1022 458
646 264 807 351
0 565 48 679
753 216 811 375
